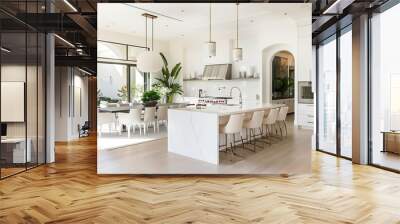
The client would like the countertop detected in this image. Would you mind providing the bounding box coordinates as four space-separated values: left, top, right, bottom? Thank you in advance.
169 103 284 116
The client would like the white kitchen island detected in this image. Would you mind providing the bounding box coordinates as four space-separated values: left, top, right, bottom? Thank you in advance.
168 104 283 165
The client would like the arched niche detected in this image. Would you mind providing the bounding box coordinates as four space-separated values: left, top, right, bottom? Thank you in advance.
260 44 296 104
271 51 295 100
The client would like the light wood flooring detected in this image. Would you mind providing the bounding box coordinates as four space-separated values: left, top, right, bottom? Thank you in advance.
1 136 400 223
98 116 312 174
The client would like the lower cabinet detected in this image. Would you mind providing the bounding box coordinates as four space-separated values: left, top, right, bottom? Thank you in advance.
297 103 314 129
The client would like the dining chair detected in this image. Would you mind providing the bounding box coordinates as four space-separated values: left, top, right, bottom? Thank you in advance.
143 107 157 135
156 106 168 132
97 112 116 136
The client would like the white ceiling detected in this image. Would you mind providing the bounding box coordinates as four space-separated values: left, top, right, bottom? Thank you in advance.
98 3 310 41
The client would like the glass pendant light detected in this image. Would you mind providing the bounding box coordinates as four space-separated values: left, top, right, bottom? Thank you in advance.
206 3 216 57
233 3 243 61
137 13 163 73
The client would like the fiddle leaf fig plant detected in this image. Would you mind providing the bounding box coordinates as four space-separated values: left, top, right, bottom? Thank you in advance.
152 52 183 103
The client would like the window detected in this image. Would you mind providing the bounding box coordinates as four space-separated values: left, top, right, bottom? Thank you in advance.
339 28 352 158
370 3 400 171
98 63 128 103
317 36 337 155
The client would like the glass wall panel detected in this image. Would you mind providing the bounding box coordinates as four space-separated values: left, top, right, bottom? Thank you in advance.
130 66 144 103
27 31 38 168
1 31 28 177
128 46 146 61
339 29 352 158
317 37 337 154
98 42 126 60
98 63 128 104
0 1 46 178
371 3 400 171
38 33 46 165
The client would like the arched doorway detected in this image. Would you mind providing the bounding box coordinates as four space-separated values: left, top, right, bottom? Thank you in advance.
271 51 295 107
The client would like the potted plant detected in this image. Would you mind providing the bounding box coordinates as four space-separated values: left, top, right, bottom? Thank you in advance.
152 53 183 104
141 90 161 107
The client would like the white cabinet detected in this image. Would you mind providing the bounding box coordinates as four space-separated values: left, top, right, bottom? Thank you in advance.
297 103 314 129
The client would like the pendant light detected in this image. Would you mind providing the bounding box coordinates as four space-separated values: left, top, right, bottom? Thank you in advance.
232 3 243 61
206 3 216 57
137 13 163 73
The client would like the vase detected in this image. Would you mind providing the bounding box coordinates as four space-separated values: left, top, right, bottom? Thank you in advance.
166 95 174 104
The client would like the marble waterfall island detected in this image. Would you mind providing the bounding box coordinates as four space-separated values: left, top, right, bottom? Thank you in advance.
168 104 283 165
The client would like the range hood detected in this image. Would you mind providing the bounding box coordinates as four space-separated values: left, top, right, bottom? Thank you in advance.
203 64 232 80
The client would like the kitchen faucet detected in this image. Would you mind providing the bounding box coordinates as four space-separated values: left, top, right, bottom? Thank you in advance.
230 87 242 106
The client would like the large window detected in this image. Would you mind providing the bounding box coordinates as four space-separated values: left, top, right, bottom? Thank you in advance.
339 28 352 158
97 41 148 106
317 36 337 155
370 3 400 171
98 63 128 103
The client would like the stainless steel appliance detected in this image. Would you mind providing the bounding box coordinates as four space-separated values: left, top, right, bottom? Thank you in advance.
298 81 314 104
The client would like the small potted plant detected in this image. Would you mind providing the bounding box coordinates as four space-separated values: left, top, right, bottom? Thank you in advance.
141 90 161 107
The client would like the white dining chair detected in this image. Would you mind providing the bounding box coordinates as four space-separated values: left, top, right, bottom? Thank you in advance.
118 108 143 137
276 106 289 137
156 106 168 132
143 107 157 135
97 112 116 136
219 113 245 156
243 110 265 151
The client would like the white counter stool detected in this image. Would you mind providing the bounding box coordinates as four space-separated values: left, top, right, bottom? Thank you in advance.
276 106 289 137
243 110 265 152
143 107 157 135
156 106 168 132
97 112 116 136
262 108 279 140
219 113 245 156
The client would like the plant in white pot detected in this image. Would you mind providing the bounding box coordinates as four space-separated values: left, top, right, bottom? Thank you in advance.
152 53 183 104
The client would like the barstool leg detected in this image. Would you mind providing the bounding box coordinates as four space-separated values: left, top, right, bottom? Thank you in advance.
284 121 288 136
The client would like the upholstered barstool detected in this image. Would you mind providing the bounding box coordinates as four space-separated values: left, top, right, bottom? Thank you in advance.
219 113 245 156
243 110 265 151
262 108 279 139
276 106 289 137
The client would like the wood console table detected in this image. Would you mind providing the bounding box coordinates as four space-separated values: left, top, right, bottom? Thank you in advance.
381 131 400 154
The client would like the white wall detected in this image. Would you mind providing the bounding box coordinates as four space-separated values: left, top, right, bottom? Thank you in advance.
55 67 89 141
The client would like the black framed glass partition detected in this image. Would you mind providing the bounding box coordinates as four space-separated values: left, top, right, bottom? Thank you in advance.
0 2 46 179
316 25 353 159
317 35 337 155
369 2 400 172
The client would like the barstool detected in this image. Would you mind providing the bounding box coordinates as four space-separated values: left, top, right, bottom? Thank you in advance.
262 108 279 140
276 106 289 137
243 110 265 152
219 113 245 156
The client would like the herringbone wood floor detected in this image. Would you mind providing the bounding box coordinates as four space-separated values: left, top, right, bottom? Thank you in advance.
1 135 400 223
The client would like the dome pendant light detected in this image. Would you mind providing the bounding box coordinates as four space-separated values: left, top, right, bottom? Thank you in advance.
137 13 163 73
233 3 243 61
206 3 216 57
